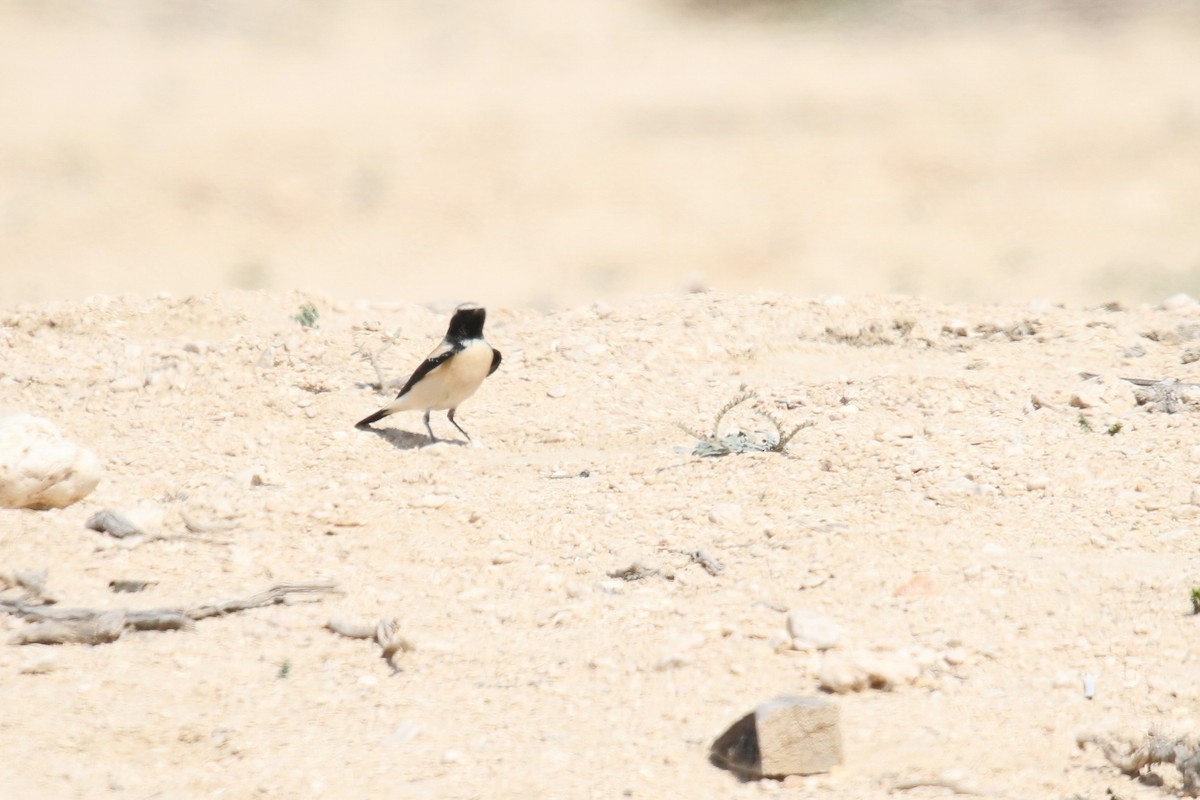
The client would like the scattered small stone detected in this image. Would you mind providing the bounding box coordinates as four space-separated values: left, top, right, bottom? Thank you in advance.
109 375 146 392
86 510 143 539
1162 293 1199 311
654 652 694 671
710 696 842 779
0 568 54 602
411 494 450 509
942 647 968 666
1025 474 1050 491
944 320 969 337
0 414 102 509
893 573 939 598
109 580 156 593
19 648 59 675
818 648 930 694
786 611 841 651
608 563 661 581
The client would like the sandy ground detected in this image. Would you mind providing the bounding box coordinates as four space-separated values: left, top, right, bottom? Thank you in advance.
4 3 1200 798
3 288 1200 799
2 0 1200 309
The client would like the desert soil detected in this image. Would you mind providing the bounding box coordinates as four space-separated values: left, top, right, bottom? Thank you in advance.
2 289 1200 799
2 0 1200 309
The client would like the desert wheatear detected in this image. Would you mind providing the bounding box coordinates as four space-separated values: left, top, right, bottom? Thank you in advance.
355 303 501 441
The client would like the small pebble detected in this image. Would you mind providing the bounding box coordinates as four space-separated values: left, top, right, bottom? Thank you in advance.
19 649 59 675
412 494 450 509
1162 293 1198 311
942 647 967 666
786 610 841 651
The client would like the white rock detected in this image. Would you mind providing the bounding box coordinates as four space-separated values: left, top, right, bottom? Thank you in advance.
786 611 841 651
1162 293 1199 311
867 651 923 688
942 647 968 666
817 648 928 693
109 374 146 392
0 415 102 509
816 653 871 694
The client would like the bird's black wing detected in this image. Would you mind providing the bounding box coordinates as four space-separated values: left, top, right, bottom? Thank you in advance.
394 348 456 399
489 349 502 376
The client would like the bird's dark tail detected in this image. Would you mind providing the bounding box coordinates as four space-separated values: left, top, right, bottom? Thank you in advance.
355 409 388 429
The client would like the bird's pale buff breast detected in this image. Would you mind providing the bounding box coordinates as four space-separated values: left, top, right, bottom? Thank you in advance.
393 341 494 412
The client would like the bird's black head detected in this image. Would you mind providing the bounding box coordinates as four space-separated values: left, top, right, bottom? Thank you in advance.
446 303 487 340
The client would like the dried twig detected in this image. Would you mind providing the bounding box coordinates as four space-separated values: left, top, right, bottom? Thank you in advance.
1077 730 1200 796
681 392 812 456
4 581 341 646
755 407 813 453
889 777 1001 796
356 328 402 393
179 510 236 535
607 563 662 581
688 549 724 576
327 617 414 672
0 569 56 604
664 548 724 576
1077 373 1200 414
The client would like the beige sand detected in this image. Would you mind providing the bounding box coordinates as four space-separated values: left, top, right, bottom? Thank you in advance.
2 288 1200 799
3 3 1200 798
2 1 1199 309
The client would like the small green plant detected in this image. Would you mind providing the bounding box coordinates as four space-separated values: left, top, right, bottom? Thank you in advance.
1077 413 1093 433
1106 422 1123 436
292 303 319 329
680 391 812 457
277 659 292 679
1191 587 1200 616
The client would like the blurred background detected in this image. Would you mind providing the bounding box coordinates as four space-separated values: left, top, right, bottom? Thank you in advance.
1 0 1198 309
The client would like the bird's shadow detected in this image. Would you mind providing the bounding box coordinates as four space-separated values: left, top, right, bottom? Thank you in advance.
355 425 466 451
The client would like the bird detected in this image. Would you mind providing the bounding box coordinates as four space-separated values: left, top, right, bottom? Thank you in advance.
355 303 501 442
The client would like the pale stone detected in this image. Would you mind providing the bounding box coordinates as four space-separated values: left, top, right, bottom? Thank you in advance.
786 611 841 651
710 696 842 778
0 415 102 510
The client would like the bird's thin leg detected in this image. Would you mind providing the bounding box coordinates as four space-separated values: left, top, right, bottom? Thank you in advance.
423 409 437 442
447 408 470 440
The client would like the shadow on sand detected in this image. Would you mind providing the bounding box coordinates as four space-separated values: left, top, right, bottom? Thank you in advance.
354 424 466 451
